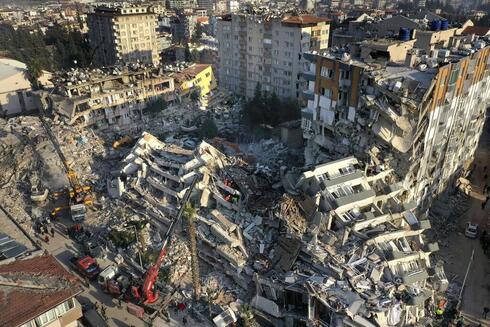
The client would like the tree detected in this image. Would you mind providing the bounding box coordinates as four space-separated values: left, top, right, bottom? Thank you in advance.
191 23 204 43
26 58 43 89
190 49 201 63
240 304 258 327
199 116 218 138
146 97 168 113
190 88 201 102
241 84 300 128
183 203 201 300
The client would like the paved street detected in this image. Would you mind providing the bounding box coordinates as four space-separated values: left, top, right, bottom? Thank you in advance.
440 116 490 326
37 218 202 327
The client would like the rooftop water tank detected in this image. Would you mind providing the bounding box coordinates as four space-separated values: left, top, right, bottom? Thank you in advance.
430 20 441 31
440 20 449 30
399 27 411 41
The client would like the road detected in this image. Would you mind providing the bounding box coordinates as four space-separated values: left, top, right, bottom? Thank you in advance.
439 116 490 326
38 216 204 327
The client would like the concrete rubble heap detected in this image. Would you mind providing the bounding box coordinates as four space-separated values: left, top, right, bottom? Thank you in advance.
110 133 448 326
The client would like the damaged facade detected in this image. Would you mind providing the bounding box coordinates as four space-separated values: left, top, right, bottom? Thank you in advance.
301 38 490 214
251 157 447 327
36 65 175 133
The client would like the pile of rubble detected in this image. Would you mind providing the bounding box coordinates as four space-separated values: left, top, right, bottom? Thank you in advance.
106 133 448 326
0 114 450 326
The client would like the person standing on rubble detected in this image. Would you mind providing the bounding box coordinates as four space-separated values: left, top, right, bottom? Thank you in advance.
50 227 55 238
44 235 49 244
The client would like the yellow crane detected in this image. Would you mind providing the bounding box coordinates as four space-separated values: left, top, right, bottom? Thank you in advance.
38 113 93 221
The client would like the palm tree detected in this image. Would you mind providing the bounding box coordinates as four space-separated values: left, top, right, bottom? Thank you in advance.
184 202 201 300
26 59 43 90
240 304 257 327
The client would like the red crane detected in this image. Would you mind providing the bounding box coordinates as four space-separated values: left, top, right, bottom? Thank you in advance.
129 176 199 304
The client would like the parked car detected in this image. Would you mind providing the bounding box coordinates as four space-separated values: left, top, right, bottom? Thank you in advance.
465 223 478 239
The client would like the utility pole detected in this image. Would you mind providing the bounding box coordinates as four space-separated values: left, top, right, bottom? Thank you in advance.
457 248 475 310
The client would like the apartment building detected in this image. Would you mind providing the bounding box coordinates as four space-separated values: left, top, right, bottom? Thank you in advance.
87 6 160 66
0 58 52 117
301 40 490 214
37 66 175 134
174 64 217 98
216 13 330 100
0 255 82 327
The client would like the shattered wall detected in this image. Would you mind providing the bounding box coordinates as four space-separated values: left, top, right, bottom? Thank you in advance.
301 45 490 215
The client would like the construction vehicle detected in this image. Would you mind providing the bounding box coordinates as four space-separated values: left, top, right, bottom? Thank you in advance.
38 112 93 221
456 177 487 201
98 265 130 296
69 255 101 280
112 135 133 149
126 176 199 305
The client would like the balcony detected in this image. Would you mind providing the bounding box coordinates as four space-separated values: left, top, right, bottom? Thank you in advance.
303 89 315 101
303 52 316 62
304 70 316 82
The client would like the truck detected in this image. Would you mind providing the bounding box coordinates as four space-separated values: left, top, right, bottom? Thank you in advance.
97 265 130 296
69 256 100 280
70 203 87 222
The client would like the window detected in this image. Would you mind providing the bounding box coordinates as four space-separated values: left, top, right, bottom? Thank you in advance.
35 309 57 326
320 67 333 78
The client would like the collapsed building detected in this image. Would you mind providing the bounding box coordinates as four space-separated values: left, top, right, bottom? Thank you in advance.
36 65 175 134
251 157 447 326
301 36 490 214
109 133 447 326
35 62 218 135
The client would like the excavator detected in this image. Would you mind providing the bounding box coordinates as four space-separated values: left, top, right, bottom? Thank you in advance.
125 176 199 305
38 112 93 221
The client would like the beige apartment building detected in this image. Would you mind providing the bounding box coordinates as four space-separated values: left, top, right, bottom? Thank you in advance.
37 66 175 134
87 6 160 66
217 13 330 100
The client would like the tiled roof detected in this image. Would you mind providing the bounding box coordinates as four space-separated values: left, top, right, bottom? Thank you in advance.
174 64 211 83
0 254 82 327
462 26 490 36
282 15 331 25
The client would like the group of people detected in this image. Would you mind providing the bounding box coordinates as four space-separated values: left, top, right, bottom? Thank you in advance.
33 219 55 244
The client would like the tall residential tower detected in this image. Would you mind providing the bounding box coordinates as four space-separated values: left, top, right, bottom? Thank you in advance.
87 6 160 66
216 14 330 100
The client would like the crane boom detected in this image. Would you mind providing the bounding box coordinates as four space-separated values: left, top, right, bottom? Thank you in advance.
142 176 199 304
38 110 92 218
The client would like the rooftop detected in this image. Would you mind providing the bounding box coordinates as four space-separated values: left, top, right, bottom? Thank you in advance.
0 57 27 80
173 64 211 83
462 25 490 36
282 15 331 26
0 254 82 327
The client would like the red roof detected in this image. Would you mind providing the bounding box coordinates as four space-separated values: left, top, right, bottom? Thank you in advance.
282 15 331 26
0 255 82 327
197 17 209 24
462 25 490 36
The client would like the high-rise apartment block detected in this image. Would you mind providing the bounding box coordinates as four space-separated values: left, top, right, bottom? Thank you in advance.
301 42 490 214
216 14 330 100
87 6 160 66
